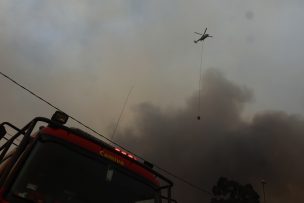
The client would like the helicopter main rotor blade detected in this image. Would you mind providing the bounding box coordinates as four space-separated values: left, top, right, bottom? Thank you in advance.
203 28 207 35
194 32 202 35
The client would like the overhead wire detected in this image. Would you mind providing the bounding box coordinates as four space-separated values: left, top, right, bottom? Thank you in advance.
0 71 212 196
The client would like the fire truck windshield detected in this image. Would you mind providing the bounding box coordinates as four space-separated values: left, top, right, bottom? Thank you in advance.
7 139 160 203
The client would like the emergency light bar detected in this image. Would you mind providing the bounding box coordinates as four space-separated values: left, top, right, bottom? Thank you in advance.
114 147 137 160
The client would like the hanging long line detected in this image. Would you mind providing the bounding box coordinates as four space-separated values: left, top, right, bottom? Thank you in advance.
198 42 204 120
111 86 134 140
0 71 212 197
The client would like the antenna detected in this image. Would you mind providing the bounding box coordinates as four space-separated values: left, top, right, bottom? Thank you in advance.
111 86 134 140
0 71 213 199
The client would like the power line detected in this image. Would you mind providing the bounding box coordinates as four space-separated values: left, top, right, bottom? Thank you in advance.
0 71 212 197
0 72 61 112
155 165 212 195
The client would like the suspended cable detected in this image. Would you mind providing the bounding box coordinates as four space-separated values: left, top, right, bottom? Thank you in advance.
0 71 212 197
194 27 212 121
197 42 204 120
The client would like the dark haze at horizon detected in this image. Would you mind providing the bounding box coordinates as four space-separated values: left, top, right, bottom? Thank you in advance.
117 68 304 203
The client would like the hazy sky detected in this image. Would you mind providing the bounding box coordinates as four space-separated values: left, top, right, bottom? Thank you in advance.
1 1 304 202
1 0 304 125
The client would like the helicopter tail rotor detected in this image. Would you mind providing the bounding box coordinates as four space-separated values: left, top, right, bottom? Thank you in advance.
203 28 207 35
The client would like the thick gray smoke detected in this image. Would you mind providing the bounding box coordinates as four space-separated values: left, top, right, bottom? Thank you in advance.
117 68 304 203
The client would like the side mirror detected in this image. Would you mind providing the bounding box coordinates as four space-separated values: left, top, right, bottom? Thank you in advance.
0 125 6 140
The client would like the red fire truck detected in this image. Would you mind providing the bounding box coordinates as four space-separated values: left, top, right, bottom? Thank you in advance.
0 111 176 203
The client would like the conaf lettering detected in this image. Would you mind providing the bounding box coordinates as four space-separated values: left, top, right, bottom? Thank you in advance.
100 150 124 166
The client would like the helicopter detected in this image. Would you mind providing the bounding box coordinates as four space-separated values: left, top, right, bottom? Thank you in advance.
194 27 212 43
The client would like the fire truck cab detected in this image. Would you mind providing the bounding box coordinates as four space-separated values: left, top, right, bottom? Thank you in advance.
0 111 176 203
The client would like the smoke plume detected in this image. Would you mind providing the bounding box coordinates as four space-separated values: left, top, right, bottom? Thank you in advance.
117 68 304 203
